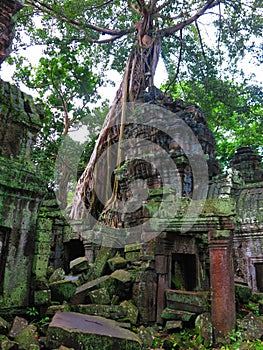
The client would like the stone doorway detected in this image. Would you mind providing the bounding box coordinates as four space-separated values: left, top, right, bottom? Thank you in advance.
63 239 85 273
248 257 263 292
255 263 263 292
171 253 197 291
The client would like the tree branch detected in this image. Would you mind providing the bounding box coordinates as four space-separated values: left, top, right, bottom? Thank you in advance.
128 1 141 14
217 2 222 66
25 0 138 37
161 0 221 36
195 20 208 66
85 0 114 10
149 0 158 12
165 29 183 93
49 65 70 136
156 0 173 13
83 33 128 44
136 0 146 10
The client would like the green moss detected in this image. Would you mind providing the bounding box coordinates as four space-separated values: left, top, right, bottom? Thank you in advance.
0 80 42 128
47 320 142 350
14 325 39 349
73 304 127 319
0 157 45 194
107 256 128 271
148 188 163 197
93 247 116 278
88 288 111 305
120 300 138 325
203 198 236 217
50 280 77 302
34 290 51 306
33 254 50 279
145 201 160 216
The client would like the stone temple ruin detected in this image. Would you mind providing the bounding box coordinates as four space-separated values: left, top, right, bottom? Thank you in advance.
0 0 45 312
0 0 263 347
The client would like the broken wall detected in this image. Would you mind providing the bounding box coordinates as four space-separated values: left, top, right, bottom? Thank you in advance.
0 79 45 311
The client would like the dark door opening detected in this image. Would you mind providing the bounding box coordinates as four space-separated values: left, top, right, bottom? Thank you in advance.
63 239 85 273
255 263 263 292
171 253 197 291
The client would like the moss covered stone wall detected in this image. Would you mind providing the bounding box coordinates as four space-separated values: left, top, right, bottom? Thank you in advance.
0 79 45 311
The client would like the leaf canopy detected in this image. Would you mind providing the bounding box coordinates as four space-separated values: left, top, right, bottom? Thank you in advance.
3 0 263 171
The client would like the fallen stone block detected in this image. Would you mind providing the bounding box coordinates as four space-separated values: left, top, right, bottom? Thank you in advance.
34 289 51 306
165 320 183 331
72 304 127 320
137 326 156 349
64 274 84 286
0 316 10 335
93 247 117 278
49 268 66 283
111 269 131 283
166 289 209 313
1 337 19 350
70 257 90 274
46 312 142 350
161 307 196 322
71 275 110 304
108 256 128 271
50 280 76 302
45 303 71 317
88 287 111 305
110 270 132 300
9 317 28 339
120 300 138 325
237 312 263 340
195 313 213 346
13 325 39 350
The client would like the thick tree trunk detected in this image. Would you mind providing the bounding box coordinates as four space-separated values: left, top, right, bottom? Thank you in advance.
69 17 161 226
0 0 23 65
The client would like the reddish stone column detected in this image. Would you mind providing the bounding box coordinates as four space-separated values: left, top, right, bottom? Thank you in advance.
208 231 235 341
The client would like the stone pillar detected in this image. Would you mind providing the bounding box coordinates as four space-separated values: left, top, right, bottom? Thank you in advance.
132 268 157 323
208 230 235 341
83 239 94 263
155 254 169 323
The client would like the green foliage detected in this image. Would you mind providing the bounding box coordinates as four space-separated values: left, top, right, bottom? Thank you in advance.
235 284 252 305
220 330 263 350
26 307 50 336
32 316 50 335
165 78 263 168
171 275 183 289
248 302 260 316
151 327 263 349
26 306 39 317
4 0 263 177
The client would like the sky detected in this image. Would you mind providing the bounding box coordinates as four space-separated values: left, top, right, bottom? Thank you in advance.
1 46 262 105
0 46 168 103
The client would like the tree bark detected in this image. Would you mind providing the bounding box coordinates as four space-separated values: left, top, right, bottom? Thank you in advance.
69 0 221 226
0 0 23 65
69 14 161 225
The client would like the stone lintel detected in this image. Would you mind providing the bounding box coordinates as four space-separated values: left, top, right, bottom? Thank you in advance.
208 230 232 241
